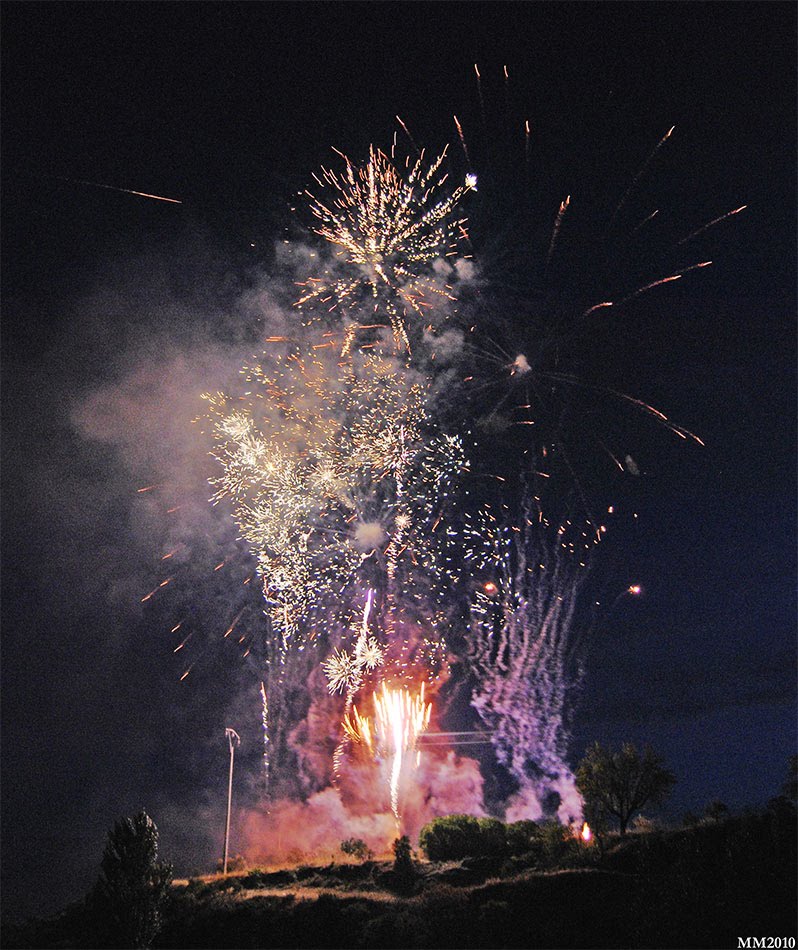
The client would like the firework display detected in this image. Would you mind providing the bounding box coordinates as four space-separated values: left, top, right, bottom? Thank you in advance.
203 307 469 808
152 96 727 831
204 126 704 824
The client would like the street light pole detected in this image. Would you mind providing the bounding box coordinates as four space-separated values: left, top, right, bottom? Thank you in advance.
223 727 241 875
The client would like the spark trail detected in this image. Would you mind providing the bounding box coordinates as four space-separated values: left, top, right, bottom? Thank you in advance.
297 145 476 352
467 499 595 821
343 682 432 825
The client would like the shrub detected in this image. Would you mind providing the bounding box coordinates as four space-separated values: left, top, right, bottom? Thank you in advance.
419 814 508 861
535 819 580 866
420 814 479 860
475 817 508 857
341 837 374 861
505 819 539 855
393 835 413 872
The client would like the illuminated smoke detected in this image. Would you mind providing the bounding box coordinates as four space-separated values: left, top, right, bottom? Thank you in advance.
203 339 468 791
239 750 486 866
343 682 432 826
467 499 594 822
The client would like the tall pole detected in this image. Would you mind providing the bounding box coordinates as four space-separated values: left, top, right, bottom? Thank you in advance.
223 727 240 875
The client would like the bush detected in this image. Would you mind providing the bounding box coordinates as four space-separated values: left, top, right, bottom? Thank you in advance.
534 819 581 866
505 819 539 855
419 814 509 861
475 817 508 857
341 838 373 861
419 814 481 860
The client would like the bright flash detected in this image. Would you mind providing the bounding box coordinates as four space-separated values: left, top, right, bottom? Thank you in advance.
343 683 432 824
465 173 478 191
580 822 592 842
628 584 642 595
483 581 499 596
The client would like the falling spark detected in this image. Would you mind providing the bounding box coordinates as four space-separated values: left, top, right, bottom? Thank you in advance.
61 177 182 204
608 125 675 229
677 205 747 246
467 501 593 815
547 195 571 267
454 114 471 167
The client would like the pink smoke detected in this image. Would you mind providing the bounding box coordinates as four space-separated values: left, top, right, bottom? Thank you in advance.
240 750 486 864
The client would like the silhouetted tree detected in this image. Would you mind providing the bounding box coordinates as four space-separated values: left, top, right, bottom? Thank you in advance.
576 742 675 835
392 835 414 874
89 810 173 948
783 754 797 802
704 799 730 822
390 835 416 894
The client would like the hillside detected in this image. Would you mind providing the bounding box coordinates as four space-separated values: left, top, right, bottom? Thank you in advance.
4 806 795 949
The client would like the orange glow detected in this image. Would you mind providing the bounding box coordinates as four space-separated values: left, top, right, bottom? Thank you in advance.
342 682 432 824
580 822 592 843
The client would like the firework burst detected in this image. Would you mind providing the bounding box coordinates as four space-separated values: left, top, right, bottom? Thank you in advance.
202 338 470 791
296 144 476 352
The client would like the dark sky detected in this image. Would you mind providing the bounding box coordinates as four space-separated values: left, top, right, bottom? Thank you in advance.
2 1 795 922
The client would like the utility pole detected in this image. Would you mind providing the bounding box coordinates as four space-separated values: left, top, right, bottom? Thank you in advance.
223 727 240 875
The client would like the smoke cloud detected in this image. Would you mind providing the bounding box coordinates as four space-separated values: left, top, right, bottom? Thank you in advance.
240 750 486 864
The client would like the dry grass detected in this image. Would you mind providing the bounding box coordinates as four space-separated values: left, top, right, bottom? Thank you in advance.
235 885 399 903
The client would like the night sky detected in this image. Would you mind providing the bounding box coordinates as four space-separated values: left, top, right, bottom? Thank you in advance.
2 1 795 922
